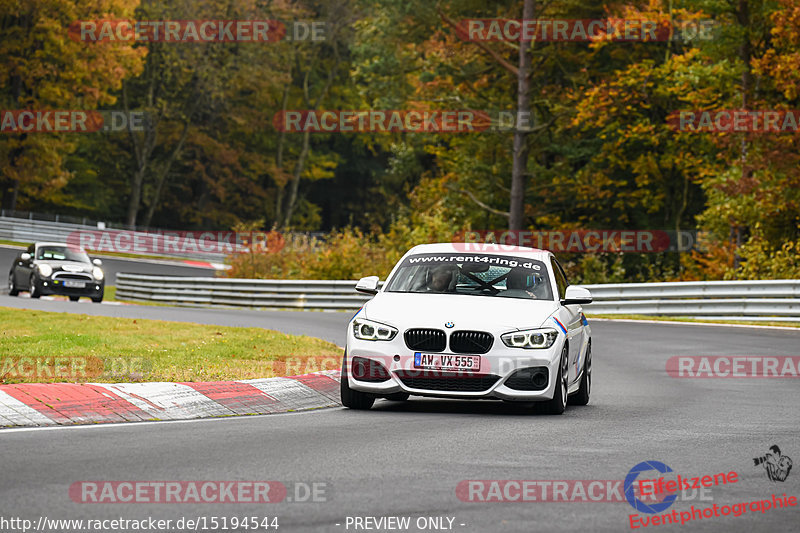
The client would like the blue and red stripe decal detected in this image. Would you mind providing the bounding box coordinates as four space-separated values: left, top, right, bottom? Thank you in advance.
552 317 567 334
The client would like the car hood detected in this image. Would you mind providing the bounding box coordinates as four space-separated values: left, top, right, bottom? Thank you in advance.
35 260 92 272
362 292 559 331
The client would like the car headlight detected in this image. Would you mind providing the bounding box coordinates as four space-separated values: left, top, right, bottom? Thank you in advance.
501 328 559 349
352 318 398 341
37 264 53 278
92 267 104 281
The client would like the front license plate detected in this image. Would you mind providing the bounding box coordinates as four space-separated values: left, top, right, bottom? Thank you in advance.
414 352 481 371
64 281 85 288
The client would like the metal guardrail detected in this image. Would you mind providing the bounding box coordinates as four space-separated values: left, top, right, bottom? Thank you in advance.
115 274 800 320
116 274 377 309
0 216 228 262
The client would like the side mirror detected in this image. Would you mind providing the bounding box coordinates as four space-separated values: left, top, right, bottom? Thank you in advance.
20 252 31 262
355 276 380 295
92 258 102 266
562 286 592 306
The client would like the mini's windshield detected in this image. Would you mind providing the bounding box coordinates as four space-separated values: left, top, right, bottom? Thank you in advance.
36 246 91 263
384 253 553 300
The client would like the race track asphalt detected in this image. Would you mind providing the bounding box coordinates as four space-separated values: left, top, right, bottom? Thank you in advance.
0 294 351 345
1 311 798 532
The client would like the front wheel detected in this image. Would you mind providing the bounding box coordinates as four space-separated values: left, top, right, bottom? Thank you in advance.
8 272 19 296
340 352 375 410
540 344 568 415
29 275 40 298
569 343 591 406
69 296 80 302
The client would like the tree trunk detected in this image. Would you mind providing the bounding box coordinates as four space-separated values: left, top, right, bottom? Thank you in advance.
733 0 752 272
509 0 534 231
274 82 290 227
282 128 310 228
123 81 159 228
142 120 191 228
8 179 19 211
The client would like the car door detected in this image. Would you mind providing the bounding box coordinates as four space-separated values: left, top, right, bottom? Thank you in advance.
550 257 585 385
14 244 35 288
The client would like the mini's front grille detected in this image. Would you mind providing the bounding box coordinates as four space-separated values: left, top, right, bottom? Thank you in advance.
395 370 500 392
504 367 549 391
53 272 92 281
404 329 446 352
449 331 494 354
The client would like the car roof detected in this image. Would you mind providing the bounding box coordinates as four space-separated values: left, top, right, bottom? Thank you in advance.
406 242 552 261
35 242 72 247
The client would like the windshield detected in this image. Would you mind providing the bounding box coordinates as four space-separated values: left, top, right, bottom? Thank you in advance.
384 253 553 300
36 246 91 263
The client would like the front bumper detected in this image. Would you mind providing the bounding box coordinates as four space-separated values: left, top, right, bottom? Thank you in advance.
345 332 564 401
33 277 104 297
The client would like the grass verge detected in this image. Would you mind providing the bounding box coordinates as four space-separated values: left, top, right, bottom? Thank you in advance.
586 314 800 328
0 306 342 384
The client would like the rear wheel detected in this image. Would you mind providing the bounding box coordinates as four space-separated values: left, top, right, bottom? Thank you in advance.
8 272 19 296
29 275 40 298
540 344 568 415
69 296 80 302
340 351 375 410
569 343 591 406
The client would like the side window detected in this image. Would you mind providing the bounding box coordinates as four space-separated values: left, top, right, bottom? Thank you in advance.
555 259 570 286
550 258 568 300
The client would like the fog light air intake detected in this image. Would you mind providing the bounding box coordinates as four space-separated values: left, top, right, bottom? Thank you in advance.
350 356 391 382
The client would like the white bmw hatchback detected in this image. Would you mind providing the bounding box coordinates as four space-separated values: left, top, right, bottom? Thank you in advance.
341 243 593 414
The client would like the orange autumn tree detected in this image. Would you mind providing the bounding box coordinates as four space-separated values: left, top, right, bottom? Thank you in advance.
0 0 145 211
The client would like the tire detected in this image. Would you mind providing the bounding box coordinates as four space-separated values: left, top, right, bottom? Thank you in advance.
540 344 568 415
384 392 410 402
29 275 40 298
569 342 591 406
91 291 104 303
8 272 19 296
69 296 80 302
340 351 375 410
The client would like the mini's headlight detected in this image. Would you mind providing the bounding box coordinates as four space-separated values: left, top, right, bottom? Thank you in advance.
37 264 53 278
352 318 398 341
501 327 559 349
92 267 104 281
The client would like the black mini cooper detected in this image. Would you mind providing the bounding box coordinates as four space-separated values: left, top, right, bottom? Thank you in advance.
8 242 105 302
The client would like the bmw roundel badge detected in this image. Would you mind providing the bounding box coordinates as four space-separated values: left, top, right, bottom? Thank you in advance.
445 322 454 328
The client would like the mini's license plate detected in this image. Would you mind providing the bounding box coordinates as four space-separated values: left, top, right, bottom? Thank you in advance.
414 352 481 371
64 281 85 288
